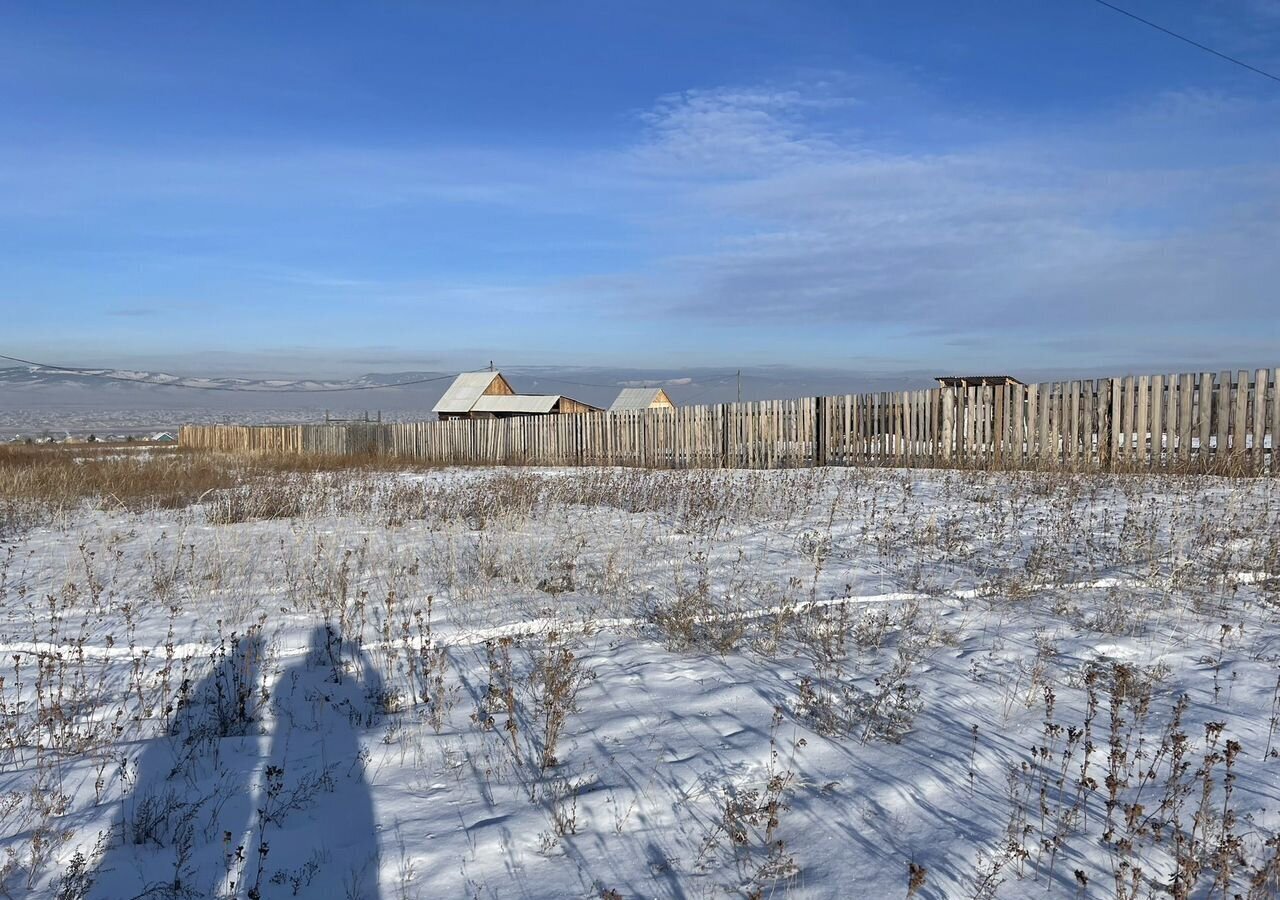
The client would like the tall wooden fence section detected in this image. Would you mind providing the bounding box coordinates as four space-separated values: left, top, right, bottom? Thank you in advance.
181 368 1279 474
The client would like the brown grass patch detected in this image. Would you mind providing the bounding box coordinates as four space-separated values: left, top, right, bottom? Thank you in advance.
0 446 235 517
0 446 452 536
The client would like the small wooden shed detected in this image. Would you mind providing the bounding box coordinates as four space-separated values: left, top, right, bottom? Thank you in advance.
608 387 674 412
934 375 1024 388
433 371 516 420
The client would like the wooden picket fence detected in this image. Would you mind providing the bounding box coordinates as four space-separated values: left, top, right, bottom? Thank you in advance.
180 367 1280 475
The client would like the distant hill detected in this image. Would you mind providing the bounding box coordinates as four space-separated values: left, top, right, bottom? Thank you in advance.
0 365 448 393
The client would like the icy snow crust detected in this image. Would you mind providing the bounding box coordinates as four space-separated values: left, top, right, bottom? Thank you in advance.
1 466 1278 898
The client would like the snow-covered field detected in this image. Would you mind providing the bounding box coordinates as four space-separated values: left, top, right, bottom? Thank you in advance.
2 464 1279 899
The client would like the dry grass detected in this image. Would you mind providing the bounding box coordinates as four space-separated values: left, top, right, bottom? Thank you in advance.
0 447 452 535
0 446 227 513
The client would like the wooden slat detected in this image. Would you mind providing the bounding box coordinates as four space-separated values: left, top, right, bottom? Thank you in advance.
1052 382 1064 468
1038 383 1050 468
1273 368 1280 476
1081 381 1095 468
1217 370 1231 468
1197 372 1213 468
1251 368 1267 473
1110 378 1123 470
1117 376 1131 466
1024 384 1037 465
1149 375 1163 469
965 387 977 466
1011 384 1024 467
988 386 998 468
1136 375 1149 467
1232 369 1250 466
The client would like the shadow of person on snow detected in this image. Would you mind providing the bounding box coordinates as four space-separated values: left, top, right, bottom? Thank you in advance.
91 623 385 899
236 624 383 900
91 629 268 899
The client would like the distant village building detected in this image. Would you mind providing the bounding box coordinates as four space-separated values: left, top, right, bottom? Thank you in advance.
934 375 1024 388
432 371 602 420
608 387 675 412
433 371 515 419
150 432 176 443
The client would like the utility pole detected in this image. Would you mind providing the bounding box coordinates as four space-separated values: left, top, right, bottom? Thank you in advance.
737 370 741 404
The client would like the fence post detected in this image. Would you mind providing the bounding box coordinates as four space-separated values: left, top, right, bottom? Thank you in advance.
1097 379 1111 471
720 404 729 468
813 397 824 467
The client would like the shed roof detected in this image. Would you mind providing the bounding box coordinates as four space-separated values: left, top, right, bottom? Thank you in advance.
471 394 562 414
609 387 671 411
935 375 1024 387
432 372 510 414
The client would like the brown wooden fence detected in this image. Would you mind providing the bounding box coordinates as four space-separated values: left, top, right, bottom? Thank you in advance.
180 367 1280 474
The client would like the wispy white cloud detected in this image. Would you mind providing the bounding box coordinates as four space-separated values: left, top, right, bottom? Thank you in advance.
585 79 1280 364
626 83 855 177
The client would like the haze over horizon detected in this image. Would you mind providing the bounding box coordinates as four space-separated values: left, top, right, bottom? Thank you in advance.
3 1 1279 381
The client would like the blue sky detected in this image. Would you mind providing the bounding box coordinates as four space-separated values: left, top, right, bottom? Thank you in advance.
2 0 1278 379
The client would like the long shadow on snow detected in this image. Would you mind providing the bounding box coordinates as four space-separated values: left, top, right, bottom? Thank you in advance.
240 624 383 900
91 630 267 899
91 625 385 899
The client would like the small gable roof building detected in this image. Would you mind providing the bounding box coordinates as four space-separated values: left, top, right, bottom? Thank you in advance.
608 387 674 412
433 371 515 418
934 375 1024 388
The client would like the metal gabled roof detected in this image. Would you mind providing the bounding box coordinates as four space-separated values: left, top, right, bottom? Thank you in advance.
471 394 561 414
609 387 665 411
934 375 1024 387
432 372 507 414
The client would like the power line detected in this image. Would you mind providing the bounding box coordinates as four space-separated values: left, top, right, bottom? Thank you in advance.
507 373 644 389
0 352 459 393
676 374 740 404
1087 0 1280 84
491 368 742 390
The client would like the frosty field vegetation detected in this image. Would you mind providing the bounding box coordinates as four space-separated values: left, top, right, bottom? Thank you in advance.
1 447 1279 898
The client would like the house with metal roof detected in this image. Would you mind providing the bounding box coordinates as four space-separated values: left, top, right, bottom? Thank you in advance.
433 371 602 419
608 387 675 412
432 371 516 418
